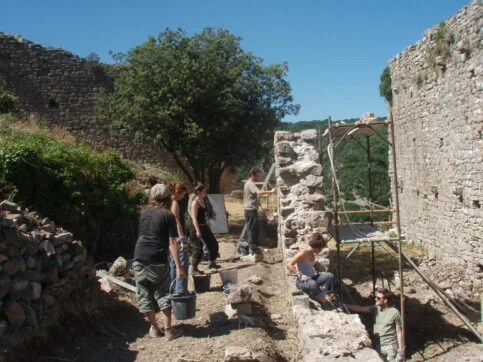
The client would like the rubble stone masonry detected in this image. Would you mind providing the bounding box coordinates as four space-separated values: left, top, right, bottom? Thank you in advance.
388 0 482 287
274 130 381 361
0 32 179 170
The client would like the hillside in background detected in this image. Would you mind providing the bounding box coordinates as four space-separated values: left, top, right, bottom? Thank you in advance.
278 117 390 223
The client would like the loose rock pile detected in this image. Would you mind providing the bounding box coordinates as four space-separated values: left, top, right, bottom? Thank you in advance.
0 200 95 335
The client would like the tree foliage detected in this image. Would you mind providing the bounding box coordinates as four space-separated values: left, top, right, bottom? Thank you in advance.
104 27 299 191
379 66 392 103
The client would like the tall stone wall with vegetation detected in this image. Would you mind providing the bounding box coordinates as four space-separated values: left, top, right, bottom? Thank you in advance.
0 32 179 170
388 0 482 288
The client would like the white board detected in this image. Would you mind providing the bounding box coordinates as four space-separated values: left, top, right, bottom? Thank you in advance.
207 194 229 234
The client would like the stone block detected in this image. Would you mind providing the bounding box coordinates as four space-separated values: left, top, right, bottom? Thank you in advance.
52 232 73 246
8 276 28 300
2 257 26 275
247 275 262 285
292 294 309 308
18 302 37 326
0 273 11 299
2 301 25 327
226 285 252 304
301 129 317 141
275 141 295 156
28 282 42 300
0 201 19 212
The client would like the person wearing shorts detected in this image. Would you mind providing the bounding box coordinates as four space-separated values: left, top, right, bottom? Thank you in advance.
133 183 186 340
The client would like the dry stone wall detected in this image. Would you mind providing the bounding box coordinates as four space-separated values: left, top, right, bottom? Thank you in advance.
388 0 482 290
0 32 180 170
274 130 381 361
0 200 95 336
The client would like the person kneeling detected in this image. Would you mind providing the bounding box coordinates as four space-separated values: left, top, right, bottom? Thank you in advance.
287 232 335 309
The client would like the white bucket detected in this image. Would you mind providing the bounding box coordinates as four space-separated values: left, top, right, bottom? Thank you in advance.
220 269 238 285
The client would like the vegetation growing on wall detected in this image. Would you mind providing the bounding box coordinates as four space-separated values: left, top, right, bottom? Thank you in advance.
0 121 144 257
428 21 455 73
0 82 18 114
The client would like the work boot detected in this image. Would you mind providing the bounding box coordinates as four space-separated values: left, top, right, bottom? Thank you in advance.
207 261 221 269
165 327 183 341
148 326 164 338
192 266 204 275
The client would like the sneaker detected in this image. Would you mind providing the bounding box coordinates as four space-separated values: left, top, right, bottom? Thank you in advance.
165 327 183 341
148 326 164 338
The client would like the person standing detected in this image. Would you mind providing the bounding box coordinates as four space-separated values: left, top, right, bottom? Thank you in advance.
344 288 405 362
168 182 189 296
243 168 276 256
191 182 220 273
132 183 186 340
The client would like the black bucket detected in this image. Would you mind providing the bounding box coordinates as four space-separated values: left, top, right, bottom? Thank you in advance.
170 280 196 320
193 274 211 293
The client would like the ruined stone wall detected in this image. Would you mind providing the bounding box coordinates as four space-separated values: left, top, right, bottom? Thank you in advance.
0 201 95 335
388 0 482 287
0 32 180 170
274 130 381 361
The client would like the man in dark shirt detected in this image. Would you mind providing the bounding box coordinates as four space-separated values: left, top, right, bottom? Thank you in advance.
133 183 186 341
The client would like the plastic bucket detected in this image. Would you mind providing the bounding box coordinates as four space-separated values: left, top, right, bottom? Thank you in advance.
220 269 238 285
170 280 196 320
193 274 211 293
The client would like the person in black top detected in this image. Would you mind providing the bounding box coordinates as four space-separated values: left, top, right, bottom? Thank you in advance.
132 183 186 340
191 182 220 274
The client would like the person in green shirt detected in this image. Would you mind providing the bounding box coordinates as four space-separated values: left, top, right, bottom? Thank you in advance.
344 287 405 362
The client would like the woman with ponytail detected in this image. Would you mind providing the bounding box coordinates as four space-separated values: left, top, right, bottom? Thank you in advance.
190 182 220 274
168 182 189 296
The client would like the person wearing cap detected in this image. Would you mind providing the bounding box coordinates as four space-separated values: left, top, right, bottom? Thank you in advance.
343 288 405 361
243 168 276 256
132 183 187 340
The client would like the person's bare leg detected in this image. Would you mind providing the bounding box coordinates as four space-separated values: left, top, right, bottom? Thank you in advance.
145 310 164 337
161 307 172 329
146 310 159 329
162 307 182 340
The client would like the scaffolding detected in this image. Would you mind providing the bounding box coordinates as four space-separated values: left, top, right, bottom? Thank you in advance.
321 114 482 347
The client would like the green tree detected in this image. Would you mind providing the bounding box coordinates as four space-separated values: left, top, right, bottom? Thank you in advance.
104 27 299 192
379 66 392 103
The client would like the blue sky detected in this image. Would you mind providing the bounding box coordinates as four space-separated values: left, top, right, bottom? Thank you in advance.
0 0 470 122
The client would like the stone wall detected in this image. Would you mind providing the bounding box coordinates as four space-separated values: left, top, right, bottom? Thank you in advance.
0 32 180 171
388 0 482 288
0 200 95 336
274 130 381 361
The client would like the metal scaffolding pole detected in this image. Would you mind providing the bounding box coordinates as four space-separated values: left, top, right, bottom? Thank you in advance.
388 109 406 349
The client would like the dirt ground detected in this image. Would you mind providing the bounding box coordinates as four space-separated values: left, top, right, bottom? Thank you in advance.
32 197 299 362
27 197 481 362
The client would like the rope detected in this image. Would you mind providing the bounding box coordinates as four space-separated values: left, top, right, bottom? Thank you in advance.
327 143 367 238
